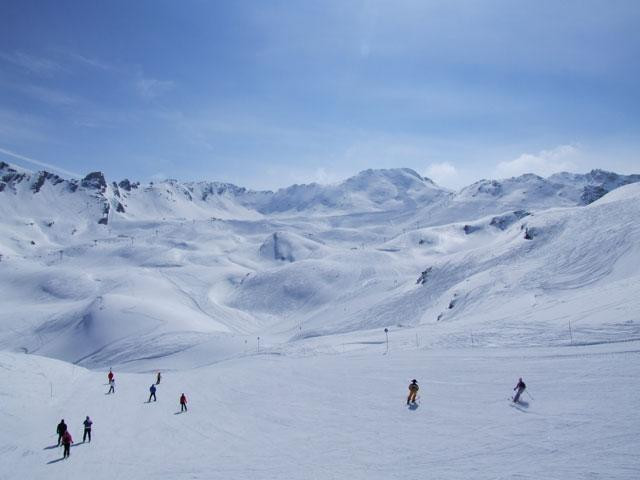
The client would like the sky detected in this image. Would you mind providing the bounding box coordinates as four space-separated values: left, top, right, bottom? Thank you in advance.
0 0 638 190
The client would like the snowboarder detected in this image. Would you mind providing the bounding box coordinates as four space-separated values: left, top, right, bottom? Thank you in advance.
56 419 67 446
148 384 157 402
180 393 187 412
156 371 161 385
61 430 73 459
82 416 92 443
513 377 526 403
407 379 419 405
107 368 114 383
107 378 115 394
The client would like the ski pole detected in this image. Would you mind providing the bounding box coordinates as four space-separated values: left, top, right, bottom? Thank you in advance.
525 390 534 400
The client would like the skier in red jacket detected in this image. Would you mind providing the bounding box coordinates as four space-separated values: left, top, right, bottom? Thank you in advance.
107 368 114 383
62 431 73 459
180 393 188 412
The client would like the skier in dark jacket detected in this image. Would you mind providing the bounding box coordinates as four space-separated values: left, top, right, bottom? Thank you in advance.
56 419 67 446
156 371 161 385
148 384 157 402
82 416 93 443
62 431 73 458
180 393 187 412
407 379 419 405
513 378 526 403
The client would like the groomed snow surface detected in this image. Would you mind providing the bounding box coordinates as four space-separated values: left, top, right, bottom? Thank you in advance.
2 342 639 480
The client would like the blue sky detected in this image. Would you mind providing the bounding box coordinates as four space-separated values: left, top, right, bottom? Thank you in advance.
1 0 638 190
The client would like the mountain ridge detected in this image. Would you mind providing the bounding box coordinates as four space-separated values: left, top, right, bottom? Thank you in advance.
2 160 639 224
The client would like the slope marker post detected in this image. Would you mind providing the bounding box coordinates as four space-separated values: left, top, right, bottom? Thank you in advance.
569 320 573 345
384 328 389 354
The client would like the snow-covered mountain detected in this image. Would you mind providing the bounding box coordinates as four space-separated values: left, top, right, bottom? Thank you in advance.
1 161 639 369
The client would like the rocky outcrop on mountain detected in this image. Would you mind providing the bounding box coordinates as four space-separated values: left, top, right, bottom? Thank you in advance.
490 210 531 230
32 171 65 193
81 172 107 192
549 169 640 205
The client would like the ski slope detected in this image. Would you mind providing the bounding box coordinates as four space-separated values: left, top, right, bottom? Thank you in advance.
1 342 638 479
1 164 640 478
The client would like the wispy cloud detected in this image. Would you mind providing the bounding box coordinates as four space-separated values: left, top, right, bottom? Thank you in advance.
17 84 79 106
0 108 50 143
135 76 175 99
0 51 64 76
63 51 113 71
495 145 580 179
0 146 80 178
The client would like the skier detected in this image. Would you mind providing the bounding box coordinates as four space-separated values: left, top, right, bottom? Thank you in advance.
56 419 67 446
61 430 73 459
180 393 187 412
156 371 161 385
148 384 157 402
82 416 93 443
107 378 115 394
513 377 526 403
107 368 114 383
407 379 419 405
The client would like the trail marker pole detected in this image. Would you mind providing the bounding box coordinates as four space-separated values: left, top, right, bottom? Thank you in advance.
257 336 260 352
384 328 389 354
569 320 573 345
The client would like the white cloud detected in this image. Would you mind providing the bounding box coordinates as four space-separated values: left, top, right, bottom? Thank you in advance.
64 52 113 71
135 76 175 99
495 145 580 178
424 162 458 186
19 85 79 106
0 51 63 76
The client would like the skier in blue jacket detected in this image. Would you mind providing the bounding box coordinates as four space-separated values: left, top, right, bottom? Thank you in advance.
148 384 157 402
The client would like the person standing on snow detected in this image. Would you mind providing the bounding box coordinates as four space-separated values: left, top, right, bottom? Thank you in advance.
56 419 67 446
107 378 115 394
513 377 526 403
407 379 419 405
148 384 157 402
107 368 114 383
180 393 187 412
82 416 93 443
156 371 161 385
62 430 73 459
